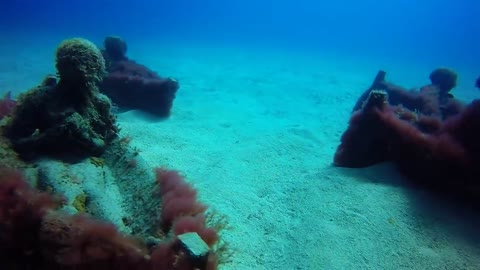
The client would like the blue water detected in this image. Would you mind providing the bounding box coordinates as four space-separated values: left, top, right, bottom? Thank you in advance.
1 1 480 269
1 0 479 69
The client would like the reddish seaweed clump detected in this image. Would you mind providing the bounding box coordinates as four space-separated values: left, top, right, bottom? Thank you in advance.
335 88 480 205
0 167 222 270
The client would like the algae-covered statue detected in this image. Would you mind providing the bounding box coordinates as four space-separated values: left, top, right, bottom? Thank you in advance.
100 36 179 117
3 38 118 160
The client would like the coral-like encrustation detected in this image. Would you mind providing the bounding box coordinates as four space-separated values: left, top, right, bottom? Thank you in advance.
0 167 222 270
0 135 26 170
351 69 464 120
335 78 480 205
56 38 106 91
100 36 179 118
2 38 118 160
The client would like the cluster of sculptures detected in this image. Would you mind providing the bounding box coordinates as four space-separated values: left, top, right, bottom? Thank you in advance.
335 68 480 206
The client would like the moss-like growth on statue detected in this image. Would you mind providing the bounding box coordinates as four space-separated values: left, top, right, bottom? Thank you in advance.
3 38 118 160
55 38 106 97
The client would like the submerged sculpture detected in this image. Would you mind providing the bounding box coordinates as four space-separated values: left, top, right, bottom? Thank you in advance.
336 69 480 206
3 38 118 160
0 38 227 269
100 36 179 117
351 68 464 120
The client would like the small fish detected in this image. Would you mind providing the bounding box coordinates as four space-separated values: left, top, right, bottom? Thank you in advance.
476 76 480 89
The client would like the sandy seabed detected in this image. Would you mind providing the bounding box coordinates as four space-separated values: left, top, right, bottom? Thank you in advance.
2 36 480 269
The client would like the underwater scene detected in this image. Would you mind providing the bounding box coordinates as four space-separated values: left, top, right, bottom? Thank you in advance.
0 0 479 269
